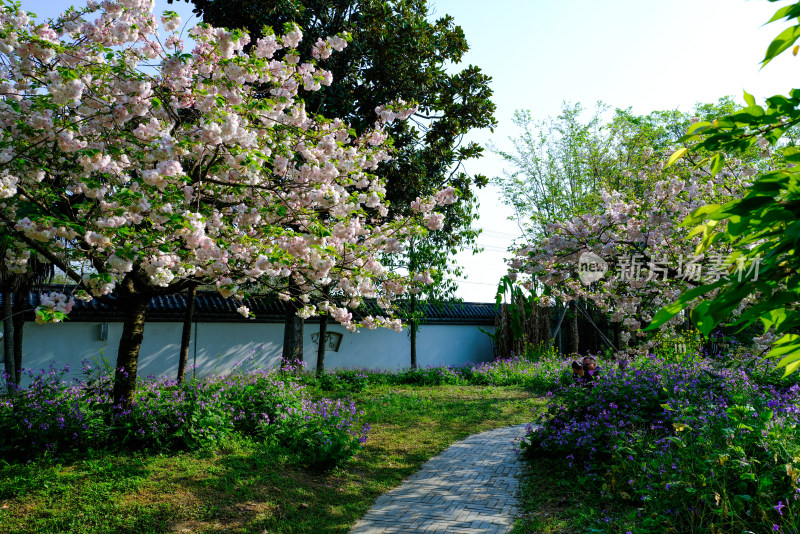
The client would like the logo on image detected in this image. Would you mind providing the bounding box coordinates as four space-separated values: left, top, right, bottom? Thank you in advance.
577 252 608 286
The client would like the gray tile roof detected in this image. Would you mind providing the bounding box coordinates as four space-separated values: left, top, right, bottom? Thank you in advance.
12 287 497 325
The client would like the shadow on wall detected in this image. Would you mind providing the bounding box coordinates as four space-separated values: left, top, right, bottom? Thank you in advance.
21 322 285 383
137 342 284 379
135 322 285 379
182 342 283 379
20 321 494 381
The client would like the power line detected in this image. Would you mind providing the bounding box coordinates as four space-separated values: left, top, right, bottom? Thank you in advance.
478 228 518 234
477 231 520 239
454 279 502 286
476 249 513 255
461 246 512 254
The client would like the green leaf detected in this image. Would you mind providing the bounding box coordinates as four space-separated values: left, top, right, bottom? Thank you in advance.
691 301 716 338
785 146 800 163
733 292 798 327
722 195 776 218
646 280 724 330
725 215 747 237
706 285 754 326
783 357 800 377
772 332 800 348
666 436 685 448
681 204 722 227
687 121 712 135
767 335 800 373
761 308 789 331
695 220 721 255
664 147 688 169
730 106 765 123
763 24 800 67
743 89 756 107
709 153 725 176
768 3 800 23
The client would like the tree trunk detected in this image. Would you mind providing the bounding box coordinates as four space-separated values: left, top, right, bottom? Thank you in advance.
410 293 418 369
12 287 25 386
410 319 417 369
316 312 328 376
113 288 150 408
2 289 15 389
177 285 197 384
12 311 23 387
568 300 580 354
281 278 303 366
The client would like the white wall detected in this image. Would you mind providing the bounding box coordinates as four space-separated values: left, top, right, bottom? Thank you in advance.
18 321 495 382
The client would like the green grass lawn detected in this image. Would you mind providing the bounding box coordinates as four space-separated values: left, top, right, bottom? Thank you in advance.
0 385 543 534
512 457 630 534
513 459 591 534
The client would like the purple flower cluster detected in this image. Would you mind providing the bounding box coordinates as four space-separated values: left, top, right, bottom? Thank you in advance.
0 361 369 468
519 353 800 532
262 395 369 469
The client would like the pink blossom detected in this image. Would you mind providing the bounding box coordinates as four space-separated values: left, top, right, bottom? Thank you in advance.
161 13 180 32
423 212 444 230
282 24 303 48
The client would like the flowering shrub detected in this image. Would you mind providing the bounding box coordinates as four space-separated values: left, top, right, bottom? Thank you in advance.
0 363 368 469
393 366 466 386
317 370 371 392
261 397 369 470
520 353 800 533
466 354 565 390
0 363 113 456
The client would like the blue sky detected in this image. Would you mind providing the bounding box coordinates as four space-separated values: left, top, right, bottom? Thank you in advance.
20 0 800 301
434 0 799 301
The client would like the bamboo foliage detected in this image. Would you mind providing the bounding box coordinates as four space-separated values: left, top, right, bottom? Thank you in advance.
492 277 550 359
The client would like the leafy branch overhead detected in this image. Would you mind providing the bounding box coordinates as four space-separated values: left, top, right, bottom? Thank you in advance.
651 0 800 374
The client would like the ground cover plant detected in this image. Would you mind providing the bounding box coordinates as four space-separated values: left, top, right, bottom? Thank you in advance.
515 348 800 534
297 343 573 393
0 377 543 533
0 363 367 469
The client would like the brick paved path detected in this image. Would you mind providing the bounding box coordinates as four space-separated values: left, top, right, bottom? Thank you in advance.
349 423 530 534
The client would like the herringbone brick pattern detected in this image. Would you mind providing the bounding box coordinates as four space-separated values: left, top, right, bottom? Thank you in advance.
350 424 529 534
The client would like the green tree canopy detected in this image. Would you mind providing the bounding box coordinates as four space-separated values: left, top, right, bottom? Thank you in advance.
494 99 751 244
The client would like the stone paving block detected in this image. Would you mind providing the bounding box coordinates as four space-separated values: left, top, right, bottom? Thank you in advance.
349 423 532 534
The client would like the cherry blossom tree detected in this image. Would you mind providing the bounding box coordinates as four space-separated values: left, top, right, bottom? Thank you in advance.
0 0 455 404
177 0 496 365
504 105 770 356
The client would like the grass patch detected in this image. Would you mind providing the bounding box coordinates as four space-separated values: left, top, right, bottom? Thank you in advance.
0 385 543 534
513 459 585 534
298 348 566 393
